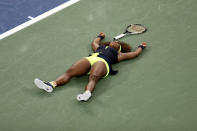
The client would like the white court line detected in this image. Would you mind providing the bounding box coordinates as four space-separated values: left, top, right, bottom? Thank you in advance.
0 0 80 40
27 16 34 20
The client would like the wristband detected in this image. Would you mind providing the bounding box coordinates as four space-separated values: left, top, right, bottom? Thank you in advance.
97 35 104 40
138 45 145 50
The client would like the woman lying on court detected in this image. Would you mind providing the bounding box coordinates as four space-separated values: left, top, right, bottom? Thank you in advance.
34 32 147 101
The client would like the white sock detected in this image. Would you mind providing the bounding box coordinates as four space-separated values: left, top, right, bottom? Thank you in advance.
77 90 92 101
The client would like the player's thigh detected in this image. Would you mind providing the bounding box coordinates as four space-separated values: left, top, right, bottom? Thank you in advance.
67 58 91 76
89 61 107 81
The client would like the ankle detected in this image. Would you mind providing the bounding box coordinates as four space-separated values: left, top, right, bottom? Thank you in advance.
85 90 91 95
49 81 57 88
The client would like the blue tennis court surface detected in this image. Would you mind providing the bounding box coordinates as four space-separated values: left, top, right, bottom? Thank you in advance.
0 0 70 35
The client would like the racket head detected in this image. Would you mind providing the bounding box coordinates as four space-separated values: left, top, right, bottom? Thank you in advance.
125 24 147 34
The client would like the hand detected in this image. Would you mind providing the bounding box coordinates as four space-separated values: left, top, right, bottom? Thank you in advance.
141 42 147 48
138 42 147 50
98 32 105 38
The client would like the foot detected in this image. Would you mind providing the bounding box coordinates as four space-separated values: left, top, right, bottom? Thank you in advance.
34 78 53 93
77 90 91 101
141 42 147 47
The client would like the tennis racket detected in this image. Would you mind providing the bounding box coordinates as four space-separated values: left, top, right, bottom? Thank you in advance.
113 24 147 40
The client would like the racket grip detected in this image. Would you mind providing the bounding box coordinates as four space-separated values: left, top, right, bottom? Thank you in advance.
113 34 126 40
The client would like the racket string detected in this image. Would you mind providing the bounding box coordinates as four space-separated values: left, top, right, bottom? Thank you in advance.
127 25 146 33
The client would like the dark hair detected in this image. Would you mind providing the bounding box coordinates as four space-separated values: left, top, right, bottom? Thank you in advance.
100 41 132 53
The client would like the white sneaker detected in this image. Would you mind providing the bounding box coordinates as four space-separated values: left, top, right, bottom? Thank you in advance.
77 90 91 101
34 78 53 93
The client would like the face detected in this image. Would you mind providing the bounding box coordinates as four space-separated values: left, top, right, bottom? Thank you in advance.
109 41 120 51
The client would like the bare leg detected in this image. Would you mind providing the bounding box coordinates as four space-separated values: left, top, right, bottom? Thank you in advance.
54 58 91 86
77 61 107 101
85 61 107 92
34 58 91 93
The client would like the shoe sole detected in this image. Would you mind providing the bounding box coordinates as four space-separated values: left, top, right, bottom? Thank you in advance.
77 94 89 101
34 78 53 93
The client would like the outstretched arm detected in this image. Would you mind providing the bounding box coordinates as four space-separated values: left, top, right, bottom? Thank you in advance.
91 32 105 52
118 42 147 62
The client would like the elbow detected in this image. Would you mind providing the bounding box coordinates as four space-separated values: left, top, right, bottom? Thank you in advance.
135 52 140 57
91 42 94 47
134 52 139 58
128 52 139 59
134 51 141 58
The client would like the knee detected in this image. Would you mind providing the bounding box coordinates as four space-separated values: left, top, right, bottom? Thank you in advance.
89 74 101 82
66 67 76 77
